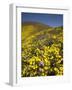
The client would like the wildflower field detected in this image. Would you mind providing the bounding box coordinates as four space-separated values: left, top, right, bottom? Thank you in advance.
21 22 63 77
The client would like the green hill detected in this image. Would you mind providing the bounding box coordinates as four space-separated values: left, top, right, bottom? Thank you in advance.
21 22 63 44
21 22 53 41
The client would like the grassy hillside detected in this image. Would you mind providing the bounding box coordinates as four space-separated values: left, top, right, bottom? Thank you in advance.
21 22 63 77
21 22 52 42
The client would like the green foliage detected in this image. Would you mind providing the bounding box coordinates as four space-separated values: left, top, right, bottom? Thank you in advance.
21 22 63 77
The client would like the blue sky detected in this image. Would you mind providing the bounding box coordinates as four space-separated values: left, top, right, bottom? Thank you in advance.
21 12 63 27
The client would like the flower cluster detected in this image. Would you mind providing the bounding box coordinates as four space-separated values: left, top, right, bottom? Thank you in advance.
21 27 63 77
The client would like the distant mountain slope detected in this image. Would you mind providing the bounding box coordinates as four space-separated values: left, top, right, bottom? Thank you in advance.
22 21 51 30
21 22 53 40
